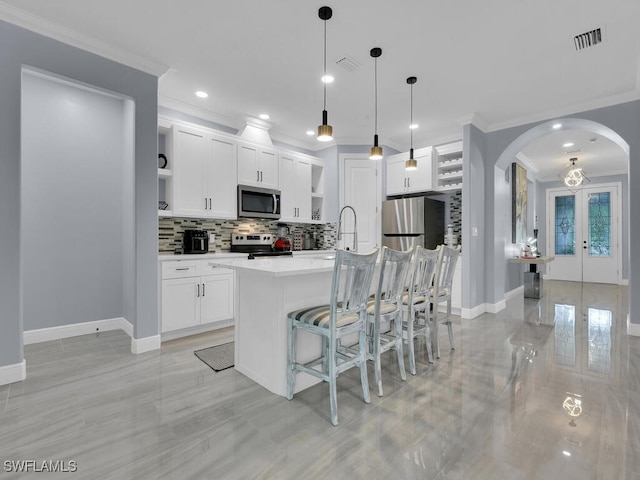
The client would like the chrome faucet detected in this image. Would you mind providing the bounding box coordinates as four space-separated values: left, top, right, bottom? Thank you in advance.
337 205 358 252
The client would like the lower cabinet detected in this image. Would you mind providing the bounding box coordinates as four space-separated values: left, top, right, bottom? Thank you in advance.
161 260 234 335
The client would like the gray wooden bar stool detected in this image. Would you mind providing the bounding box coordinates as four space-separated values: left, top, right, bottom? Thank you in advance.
366 246 413 396
286 248 379 426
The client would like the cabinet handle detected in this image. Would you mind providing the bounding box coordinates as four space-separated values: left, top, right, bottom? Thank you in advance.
407 178 410 188
202 283 205 297
197 284 200 297
176 267 190 271
257 170 260 182
260 171 263 182
209 198 212 209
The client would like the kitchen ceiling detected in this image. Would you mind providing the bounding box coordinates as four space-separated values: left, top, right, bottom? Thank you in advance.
2 0 639 170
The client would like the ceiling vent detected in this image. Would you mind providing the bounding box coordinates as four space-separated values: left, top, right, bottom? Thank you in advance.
574 27 603 50
335 55 360 72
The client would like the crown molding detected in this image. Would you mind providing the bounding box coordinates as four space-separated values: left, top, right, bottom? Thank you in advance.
515 152 540 174
458 113 489 132
0 2 169 77
485 89 640 133
158 95 241 130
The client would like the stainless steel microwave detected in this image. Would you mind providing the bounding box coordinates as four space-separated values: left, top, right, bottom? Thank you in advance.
237 185 281 219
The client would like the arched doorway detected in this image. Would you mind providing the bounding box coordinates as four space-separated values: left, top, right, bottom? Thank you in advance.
490 117 630 317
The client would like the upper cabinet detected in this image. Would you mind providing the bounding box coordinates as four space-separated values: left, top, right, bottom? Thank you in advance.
165 124 237 219
159 117 324 222
433 141 463 192
386 147 433 196
237 141 279 189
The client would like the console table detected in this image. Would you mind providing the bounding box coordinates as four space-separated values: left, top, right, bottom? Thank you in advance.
509 256 555 298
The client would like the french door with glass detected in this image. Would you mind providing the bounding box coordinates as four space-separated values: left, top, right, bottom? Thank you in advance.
546 184 620 284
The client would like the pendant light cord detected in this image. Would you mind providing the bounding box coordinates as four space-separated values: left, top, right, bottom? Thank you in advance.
323 19 327 111
374 57 378 135
410 82 413 149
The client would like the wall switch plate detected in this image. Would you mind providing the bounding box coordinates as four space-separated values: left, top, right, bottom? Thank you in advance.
472 227 478 237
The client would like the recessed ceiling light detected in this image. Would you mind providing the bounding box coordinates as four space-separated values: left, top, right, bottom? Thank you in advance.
563 142 575 148
552 123 562 129
562 451 571 457
259 113 270 120
195 91 208 98
321 74 334 83
409 123 419 130
306 130 315 136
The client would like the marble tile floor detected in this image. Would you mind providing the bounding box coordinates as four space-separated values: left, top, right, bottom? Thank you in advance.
1 280 638 479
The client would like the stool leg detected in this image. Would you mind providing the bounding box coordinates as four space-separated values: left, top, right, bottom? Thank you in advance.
395 313 407 381
359 325 371 405
407 308 417 375
329 337 339 426
432 301 441 359
286 318 296 400
447 298 455 350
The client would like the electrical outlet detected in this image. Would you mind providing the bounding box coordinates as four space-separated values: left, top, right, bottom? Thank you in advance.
472 227 478 237
210 233 216 243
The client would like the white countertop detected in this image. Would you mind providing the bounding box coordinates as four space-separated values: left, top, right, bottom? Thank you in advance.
158 249 335 262
209 253 338 277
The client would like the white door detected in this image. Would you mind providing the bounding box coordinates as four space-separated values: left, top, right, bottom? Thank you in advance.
546 184 620 284
340 154 381 253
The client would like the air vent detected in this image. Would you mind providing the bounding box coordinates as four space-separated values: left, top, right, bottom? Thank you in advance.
574 27 603 50
335 55 360 72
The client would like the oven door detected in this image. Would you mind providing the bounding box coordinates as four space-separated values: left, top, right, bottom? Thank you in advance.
238 185 281 219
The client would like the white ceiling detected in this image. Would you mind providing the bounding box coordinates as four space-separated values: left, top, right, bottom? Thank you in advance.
1 0 638 172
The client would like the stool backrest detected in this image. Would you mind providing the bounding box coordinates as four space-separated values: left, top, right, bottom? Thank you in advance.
434 245 461 293
408 245 440 301
374 246 413 313
330 248 379 326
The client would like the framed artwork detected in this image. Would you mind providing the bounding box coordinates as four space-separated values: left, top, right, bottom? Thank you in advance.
512 162 527 243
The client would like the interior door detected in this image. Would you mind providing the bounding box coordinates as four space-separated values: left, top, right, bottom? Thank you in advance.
546 184 620 284
340 154 381 253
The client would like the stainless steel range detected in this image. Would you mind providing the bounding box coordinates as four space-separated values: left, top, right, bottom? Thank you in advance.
230 233 293 259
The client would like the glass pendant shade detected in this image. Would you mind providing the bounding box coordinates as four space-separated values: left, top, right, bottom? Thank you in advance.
369 134 383 160
405 148 417 170
317 110 333 142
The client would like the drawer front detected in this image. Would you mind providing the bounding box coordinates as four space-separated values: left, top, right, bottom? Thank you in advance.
162 261 199 279
196 261 233 276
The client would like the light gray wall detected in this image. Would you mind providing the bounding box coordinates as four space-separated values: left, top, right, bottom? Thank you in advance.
0 19 158 370
462 124 487 310
21 72 131 330
477 101 638 323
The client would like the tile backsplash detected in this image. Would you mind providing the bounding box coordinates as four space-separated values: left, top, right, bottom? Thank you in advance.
159 217 336 254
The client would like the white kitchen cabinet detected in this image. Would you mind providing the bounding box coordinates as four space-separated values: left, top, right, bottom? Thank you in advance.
434 141 463 192
161 260 234 335
167 124 238 219
279 152 312 222
237 141 278 189
386 147 433 196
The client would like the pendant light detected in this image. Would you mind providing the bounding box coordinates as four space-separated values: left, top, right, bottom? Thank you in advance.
559 157 590 193
317 6 333 142
369 47 383 160
405 76 418 170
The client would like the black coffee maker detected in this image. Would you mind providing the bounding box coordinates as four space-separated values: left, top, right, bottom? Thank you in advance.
183 230 209 254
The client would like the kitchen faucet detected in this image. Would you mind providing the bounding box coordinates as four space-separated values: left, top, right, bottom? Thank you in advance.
337 205 358 252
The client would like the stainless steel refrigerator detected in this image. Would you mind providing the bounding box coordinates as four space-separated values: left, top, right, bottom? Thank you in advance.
381 196 445 251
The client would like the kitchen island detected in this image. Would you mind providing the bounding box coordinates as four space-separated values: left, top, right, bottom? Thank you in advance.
209 254 340 396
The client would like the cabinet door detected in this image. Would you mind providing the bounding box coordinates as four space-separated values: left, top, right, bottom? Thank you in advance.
208 134 237 219
237 142 260 186
386 154 408 196
295 159 312 221
258 148 278 189
172 126 208 216
407 148 433 193
200 273 234 325
161 277 200 332
279 154 297 221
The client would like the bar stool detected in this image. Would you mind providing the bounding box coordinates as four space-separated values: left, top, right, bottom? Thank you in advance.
430 245 461 358
286 248 379 426
403 245 440 375
366 246 413 397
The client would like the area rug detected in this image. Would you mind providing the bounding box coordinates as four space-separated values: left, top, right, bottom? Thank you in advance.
194 342 234 372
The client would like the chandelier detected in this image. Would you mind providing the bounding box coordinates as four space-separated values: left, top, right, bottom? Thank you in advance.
558 157 590 193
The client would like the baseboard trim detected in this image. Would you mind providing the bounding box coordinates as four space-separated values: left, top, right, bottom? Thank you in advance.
461 304 486 319
628 315 640 337
131 335 161 354
24 317 130 345
0 360 26 386
486 299 506 314
505 285 525 301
